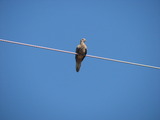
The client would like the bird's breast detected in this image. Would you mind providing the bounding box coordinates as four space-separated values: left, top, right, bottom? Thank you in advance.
77 55 84 59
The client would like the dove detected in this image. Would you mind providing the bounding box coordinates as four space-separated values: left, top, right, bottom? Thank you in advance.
75 38 87 72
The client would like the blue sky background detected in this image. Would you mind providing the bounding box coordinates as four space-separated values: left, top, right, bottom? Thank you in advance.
0 0 160 120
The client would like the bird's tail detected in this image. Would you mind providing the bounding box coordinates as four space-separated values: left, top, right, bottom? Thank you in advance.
76 62 81 72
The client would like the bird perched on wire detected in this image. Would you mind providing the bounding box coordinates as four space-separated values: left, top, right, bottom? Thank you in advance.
75 38 87 72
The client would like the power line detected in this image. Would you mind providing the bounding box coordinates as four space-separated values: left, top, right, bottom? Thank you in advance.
0 39 160 70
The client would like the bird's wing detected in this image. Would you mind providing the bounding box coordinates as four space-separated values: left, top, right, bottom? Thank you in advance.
75 45 87 61
76 44 87 54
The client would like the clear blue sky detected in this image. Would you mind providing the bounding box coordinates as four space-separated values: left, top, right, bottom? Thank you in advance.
0 0 160 120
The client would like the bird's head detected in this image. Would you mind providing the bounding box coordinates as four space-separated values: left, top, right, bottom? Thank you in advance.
80 38 86 43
